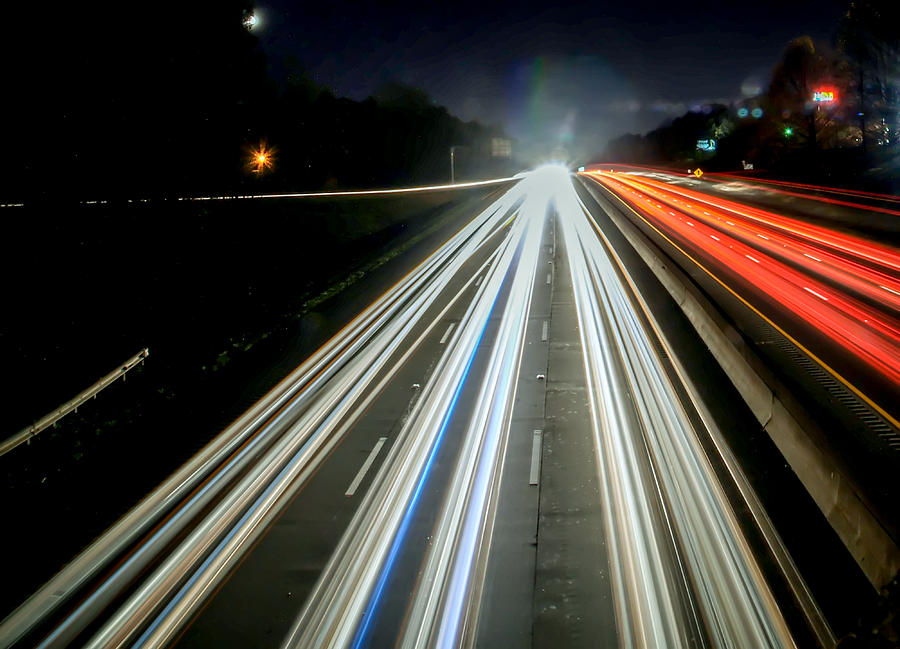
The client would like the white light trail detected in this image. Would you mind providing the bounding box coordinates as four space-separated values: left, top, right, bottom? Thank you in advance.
179 177 518 202
400 167 552 649
279 172 543 649
76 178 530 649
26 166 801 649
556 173 794 648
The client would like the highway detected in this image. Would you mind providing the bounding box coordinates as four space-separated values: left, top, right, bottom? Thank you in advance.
2 166 898 648
585 167 900 399
579 168 900 537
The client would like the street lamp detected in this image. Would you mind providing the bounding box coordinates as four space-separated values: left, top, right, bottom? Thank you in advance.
246 141 276 175
450 145 464 183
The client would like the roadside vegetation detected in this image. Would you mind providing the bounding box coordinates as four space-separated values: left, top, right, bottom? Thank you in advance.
603 1 898 191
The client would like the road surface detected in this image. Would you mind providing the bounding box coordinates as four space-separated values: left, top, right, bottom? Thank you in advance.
4 166 897 648
580 167 900 539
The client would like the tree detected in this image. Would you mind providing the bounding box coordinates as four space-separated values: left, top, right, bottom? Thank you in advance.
769 37 834 151
837 1 900 150
1 1 271 201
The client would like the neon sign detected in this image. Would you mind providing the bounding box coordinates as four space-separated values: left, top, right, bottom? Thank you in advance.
813 90 835 102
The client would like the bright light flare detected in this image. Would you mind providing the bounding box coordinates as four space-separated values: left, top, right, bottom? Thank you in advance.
246 142 276 175
242 11 259 31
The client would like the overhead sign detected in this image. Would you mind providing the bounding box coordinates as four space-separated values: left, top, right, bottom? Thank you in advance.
491 138 512 158
696 139 716 151
813 90 835 103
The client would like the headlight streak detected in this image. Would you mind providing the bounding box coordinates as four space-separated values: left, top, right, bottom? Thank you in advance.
284 167 798 648
3 230 440 648
556 171 794 648
348 295 495 649
589 172 900 390
178 177 519 202
280 173 550 649
592 198 838 648
35 183 527 649
13 168 815 649
561 186 706 648
5 180 523 649
398 171 552 649
122 187 535 649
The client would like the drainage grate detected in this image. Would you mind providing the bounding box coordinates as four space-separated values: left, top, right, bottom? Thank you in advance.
754 321 900 451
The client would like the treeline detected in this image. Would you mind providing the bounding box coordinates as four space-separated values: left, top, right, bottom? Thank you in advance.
604 0 898 188
0 2 512 203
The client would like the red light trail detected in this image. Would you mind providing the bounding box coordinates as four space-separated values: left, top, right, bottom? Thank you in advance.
597 173 900 305
585 170 900 389
705 173 900 205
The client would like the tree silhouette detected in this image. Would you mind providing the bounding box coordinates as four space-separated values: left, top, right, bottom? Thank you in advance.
769 37 829 151
837 1 900 150
0 4 511 203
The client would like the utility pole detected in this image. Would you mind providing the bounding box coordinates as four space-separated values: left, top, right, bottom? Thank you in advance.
450 145 461 183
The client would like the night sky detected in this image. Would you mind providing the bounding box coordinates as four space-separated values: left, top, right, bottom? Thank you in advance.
253 0 846 158
2 0 851 178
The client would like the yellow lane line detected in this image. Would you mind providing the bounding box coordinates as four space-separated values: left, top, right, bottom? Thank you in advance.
583 173 900 431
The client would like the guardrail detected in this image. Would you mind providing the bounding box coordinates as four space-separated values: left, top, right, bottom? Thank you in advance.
0 348 149 457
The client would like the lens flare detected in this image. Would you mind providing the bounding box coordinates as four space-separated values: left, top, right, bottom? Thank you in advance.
246 142 276 175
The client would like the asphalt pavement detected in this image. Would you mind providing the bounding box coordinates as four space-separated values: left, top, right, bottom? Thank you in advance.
8 167 890 649
174 194 525 648
578 169 900 538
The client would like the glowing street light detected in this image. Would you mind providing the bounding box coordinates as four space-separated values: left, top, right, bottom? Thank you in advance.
246 142 276 175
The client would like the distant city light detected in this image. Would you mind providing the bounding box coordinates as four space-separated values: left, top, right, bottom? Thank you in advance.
813 90 835 103
737 107 749 118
